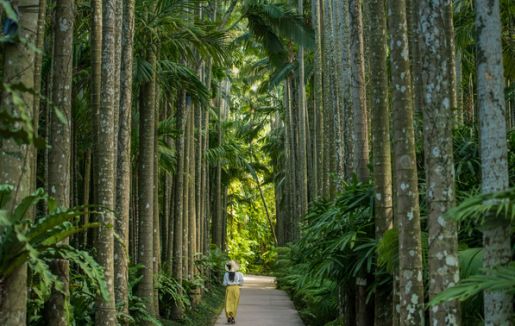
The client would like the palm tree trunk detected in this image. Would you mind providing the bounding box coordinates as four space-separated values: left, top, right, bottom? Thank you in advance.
446 2 461 126
387 0 425 323
94 0 118 321
349 0 369 182
83 149 92 247
0 1 39 323
182 101 191 279
44 0 75 322
171 93 187 319
475 0 512 323
418 1 461 324
114 0 135 316
296 0 309 218
188 106 197 279
153 102 160 315
136 51 156 318
364 0 393 324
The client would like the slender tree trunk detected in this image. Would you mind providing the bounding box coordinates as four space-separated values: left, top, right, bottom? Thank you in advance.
387 0 425 324
94 0 118 321
0 1 39 323
137 50 156 318
406 0 424 117
349 0 369 181
171 93 187 319
153 102 160 315
445 2 461 126
44 0 75 322
90 0 102 187
114 0 135 317
308 0 320 200
349 1 371 323
182 101 191 279
418 1 461 325
195 98 202 265
339 0 354 179
297 0 309 218
83 149 92 247
475 1 512 324
331 0 346 185
365 0 393 324
188 106 196 279
321 0 333 196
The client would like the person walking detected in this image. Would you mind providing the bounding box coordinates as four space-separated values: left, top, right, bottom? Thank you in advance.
223 260 244 324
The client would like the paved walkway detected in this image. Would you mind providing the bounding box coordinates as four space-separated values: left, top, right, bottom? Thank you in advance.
215 275 304 326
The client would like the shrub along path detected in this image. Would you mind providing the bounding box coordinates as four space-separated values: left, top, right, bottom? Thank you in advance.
215 275 304 325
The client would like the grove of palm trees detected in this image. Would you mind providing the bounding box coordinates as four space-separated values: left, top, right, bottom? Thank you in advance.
0 0 513 325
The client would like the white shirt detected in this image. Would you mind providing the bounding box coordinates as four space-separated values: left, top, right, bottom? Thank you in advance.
223 272 244 286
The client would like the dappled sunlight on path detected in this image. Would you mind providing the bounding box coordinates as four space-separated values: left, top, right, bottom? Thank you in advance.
215 275 304 326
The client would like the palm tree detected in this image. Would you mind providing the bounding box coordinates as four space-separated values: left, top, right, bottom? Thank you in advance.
0 0 39 324
475 0 512 323
94 0 118 322
387 0 425 323
296 0 309 220
44 0 75 322
137 48 157 318
349 0 369 182
114 0 136 316
364 0 393 324
418 1 461 324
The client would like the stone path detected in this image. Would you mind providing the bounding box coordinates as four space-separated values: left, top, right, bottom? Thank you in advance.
215 275 304 326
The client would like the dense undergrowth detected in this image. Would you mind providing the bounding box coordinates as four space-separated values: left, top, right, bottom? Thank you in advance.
272 128 515 326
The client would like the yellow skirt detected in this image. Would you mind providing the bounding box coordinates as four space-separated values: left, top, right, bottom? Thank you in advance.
225 285 241 318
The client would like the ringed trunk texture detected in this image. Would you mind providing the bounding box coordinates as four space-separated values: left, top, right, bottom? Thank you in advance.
94 0 118 321
137 52 157 318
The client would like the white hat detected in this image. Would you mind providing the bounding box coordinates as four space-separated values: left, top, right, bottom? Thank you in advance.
225 260 240 272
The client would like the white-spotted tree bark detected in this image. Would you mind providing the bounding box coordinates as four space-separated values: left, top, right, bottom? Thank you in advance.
475 0 512 324
418 1 461 324
387 0 425 323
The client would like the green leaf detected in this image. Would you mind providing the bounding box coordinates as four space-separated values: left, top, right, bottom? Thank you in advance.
0 184 14 209
12 188 47 223
0 0 18 21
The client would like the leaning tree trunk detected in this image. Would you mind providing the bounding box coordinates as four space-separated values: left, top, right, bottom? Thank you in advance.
137 50 157 319
418 1 461 324
475 0 512 324
0 1 39 324
94 0 118 322
44 0 75 322
114 0 135 317
387 0 425 324
364 0 393 324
